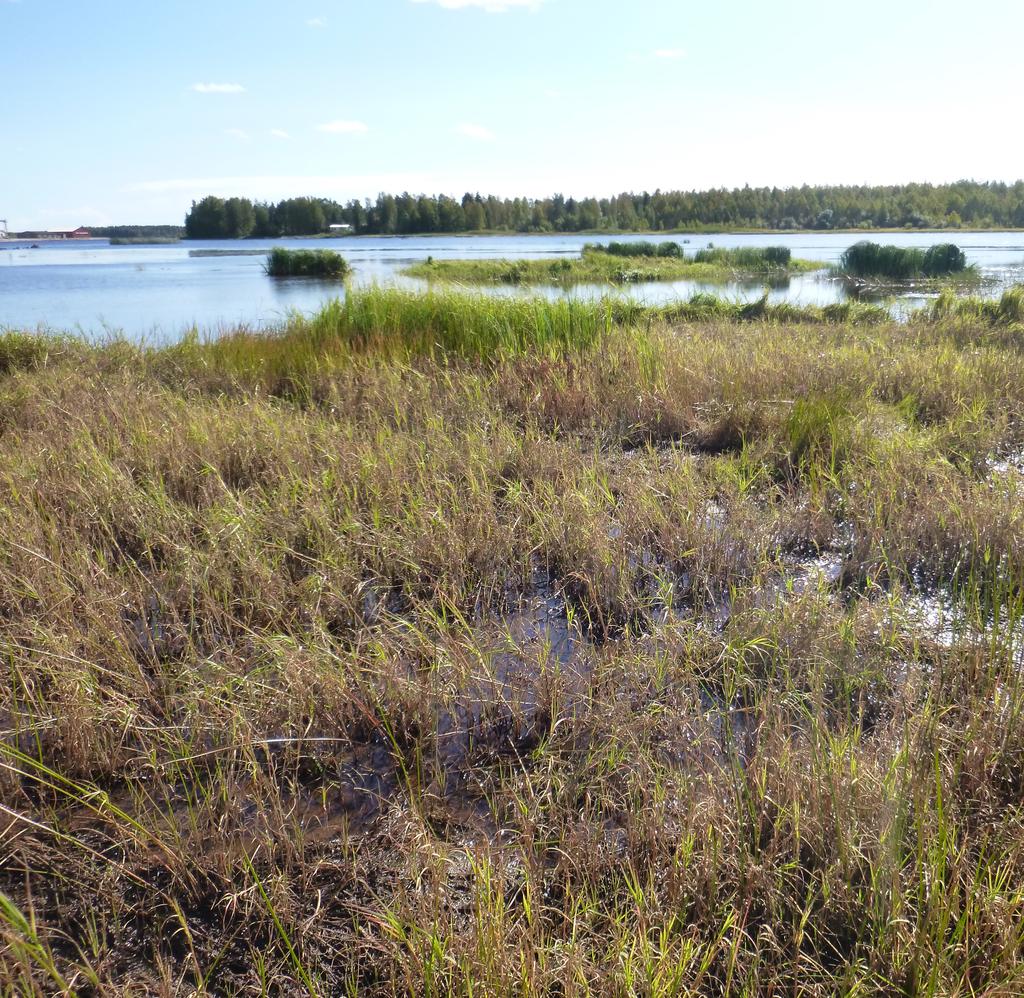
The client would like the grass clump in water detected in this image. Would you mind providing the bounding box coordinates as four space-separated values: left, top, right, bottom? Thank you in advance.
838 241 970 280
693 245 793 268
585 239 684 258
265 246 351 278
405 245 822 287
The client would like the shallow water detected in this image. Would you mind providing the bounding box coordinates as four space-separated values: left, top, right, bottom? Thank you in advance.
1 231 1023 341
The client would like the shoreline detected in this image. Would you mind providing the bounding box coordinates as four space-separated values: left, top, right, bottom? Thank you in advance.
205 226 1024 241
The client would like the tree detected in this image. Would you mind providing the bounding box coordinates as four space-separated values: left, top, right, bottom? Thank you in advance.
185 182 1024 237
278 198 326 236
462 193 485 231
223 198 256 239
252 202 276 237
185 196 227 239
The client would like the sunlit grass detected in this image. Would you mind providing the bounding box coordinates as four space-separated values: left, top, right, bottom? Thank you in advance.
837 240 973 280
3 286 1024 992
265 246 351 278
403 246 823 287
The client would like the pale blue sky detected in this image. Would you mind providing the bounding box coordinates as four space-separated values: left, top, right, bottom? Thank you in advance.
1 0 1021 228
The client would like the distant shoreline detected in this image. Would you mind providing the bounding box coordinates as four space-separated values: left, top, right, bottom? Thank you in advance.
4 227 1023 248
173 227 1024 242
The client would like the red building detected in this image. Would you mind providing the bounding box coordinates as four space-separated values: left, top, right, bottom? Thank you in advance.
69 226 91 239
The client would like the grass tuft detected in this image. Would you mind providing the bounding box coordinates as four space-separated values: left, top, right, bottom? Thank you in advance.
265 247 351 278
693 245 793 267
838 241 970 280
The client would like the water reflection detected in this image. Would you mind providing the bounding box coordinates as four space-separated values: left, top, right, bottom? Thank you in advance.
1 231 1022 340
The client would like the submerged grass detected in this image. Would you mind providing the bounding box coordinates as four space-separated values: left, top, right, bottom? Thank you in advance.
3 285 1024 992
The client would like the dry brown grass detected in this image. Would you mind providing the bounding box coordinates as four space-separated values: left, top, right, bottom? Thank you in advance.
3 289 1024 994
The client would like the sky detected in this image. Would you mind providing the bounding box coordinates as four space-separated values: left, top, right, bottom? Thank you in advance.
1 0 1022 229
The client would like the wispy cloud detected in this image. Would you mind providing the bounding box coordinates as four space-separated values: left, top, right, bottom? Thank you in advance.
306 16 326 27
192 82 246 94
411 0 545 12
225 128 251 141
270 129 290 139
653 48 686 59
317 119 369 134
456 122 495 141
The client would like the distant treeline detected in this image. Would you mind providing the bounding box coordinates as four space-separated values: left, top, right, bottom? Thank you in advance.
90 225 185 239
183 182 1024 239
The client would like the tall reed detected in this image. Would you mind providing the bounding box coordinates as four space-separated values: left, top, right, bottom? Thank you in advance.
265 247 351 278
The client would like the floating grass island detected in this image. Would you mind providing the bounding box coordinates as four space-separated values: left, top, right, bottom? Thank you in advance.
265 246 351 278
835 241 980 291
403 241 824 286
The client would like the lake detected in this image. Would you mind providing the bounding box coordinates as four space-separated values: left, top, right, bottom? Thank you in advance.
2 231 1023 341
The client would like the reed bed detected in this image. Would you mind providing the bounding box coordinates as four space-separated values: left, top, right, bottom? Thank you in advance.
583 239 685 258
838 241 971 280
404 246 821 287
265 246 351 278
2 286 1024 994
692 245 793 267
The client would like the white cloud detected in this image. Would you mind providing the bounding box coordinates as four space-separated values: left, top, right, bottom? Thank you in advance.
192 82 246 94
653 48 686 59
411 0 545 12
317 119 369 134
225 128 251 141
270 129 290 139
306 16 326 27
456 122 495 141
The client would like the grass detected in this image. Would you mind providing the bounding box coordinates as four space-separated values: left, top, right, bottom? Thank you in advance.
838 241 973 281
585 239 686 258
403 246 823 287
692 245 793 267
148 287 893 400
266 246 351 278
927 284 1024 327
108 236 181 245
3 285 1024 992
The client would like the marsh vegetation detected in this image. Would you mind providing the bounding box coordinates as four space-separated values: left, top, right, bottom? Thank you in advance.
3 286 1024 993
265 247 351 279
837 241 975 283
404 244 821 287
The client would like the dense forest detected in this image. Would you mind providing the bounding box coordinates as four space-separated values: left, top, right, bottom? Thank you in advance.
183 181 1024 239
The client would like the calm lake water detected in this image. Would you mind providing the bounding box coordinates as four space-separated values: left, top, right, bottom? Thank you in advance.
2 231 1023 341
